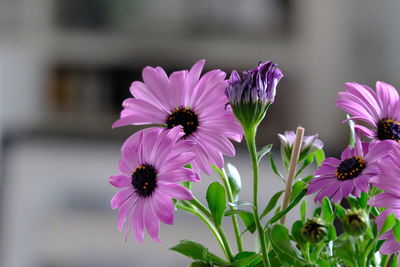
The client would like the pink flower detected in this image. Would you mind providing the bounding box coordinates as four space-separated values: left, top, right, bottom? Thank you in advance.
369 148 400 259
336 81 400 143
109 127 199 242
307 139 393 203
113 60 243 174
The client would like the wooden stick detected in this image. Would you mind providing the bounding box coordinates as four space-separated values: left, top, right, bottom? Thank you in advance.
280 126 305 225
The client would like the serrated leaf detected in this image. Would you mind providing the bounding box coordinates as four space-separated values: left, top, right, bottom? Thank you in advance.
380 213 396 235
225 210 256 233
269 153 284 180
206 182 226 226
322 197 334 223
314 149 325 167
260 190 284 219
393 220 400 243
226 163 241 202
171 240 228 265
257 144 273 164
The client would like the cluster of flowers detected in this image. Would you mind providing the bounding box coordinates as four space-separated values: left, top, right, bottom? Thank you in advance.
109 60 282 242
308 81 400 259
109 58 400 266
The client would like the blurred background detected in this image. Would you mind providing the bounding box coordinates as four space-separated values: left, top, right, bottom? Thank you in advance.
1 0 399 266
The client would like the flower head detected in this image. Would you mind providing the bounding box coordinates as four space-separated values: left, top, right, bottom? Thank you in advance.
278 131 323 168
109 127 199 242
307 139 393 203
112 60 243 174
342 209 369 236
225 61 283 127
336 81 400 143
368 147 400 259
301 217 327 244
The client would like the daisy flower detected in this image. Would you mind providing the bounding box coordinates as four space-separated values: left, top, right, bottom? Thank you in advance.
336 81 400 142
307 139 393 203
113 60 243 174
368 147 400 259
109 127 199 242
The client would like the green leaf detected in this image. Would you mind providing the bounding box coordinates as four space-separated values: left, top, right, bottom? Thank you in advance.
190 261 210 267
314 149 325 167
358 192 368 209
231 252 260 267
327 224 337 241
300 201 306 222
301 175 314 183
347 196 360 209
291 220 305 244
171 240 228 265
290 180 306 202
269 153 285 181
257 144 273 164
296 153 314 177
380 213 396 235
333 237 356 267
228 200 253 208
322 197 334 223
313 207 322 217
335 204 346 219
267 189 307 225
269 225 302 261
260 190 284 219
393 219 400 243
347 114 356 148
225 210 256 233
206 182 227 226
226 163 242 202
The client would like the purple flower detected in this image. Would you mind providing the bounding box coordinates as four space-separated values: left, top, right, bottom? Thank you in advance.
109 127 200 242
112 60 243 174
366 135 400 259
336 81 400 143
374 208 400 263
307 139 393 203
278 131 323 168
226 61 283 105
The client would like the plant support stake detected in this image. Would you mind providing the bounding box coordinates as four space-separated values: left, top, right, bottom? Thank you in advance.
280 126 304 224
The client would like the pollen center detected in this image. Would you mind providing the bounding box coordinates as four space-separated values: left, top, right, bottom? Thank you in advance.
377 119 400 142
336 156 366 180
166 107 199 136
131 164 157 197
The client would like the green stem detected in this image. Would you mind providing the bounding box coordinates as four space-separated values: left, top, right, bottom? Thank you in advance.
244 126 269 267
213 165 244 252
189 197 212 219
176 203 232 261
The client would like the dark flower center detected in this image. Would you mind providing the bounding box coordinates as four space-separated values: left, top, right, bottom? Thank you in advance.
166 107 199 136
131 164 157 197
336 156 366 180
377 119 400 142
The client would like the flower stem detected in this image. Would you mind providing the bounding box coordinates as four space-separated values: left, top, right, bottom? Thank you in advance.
244 126 269 267
280 126 304 224
213 165 244 252
176 203 232 261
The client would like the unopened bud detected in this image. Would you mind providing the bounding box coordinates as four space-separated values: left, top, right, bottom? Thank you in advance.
301 217 327 244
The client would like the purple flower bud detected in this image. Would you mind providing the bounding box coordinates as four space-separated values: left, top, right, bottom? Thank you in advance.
226 61 283 105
